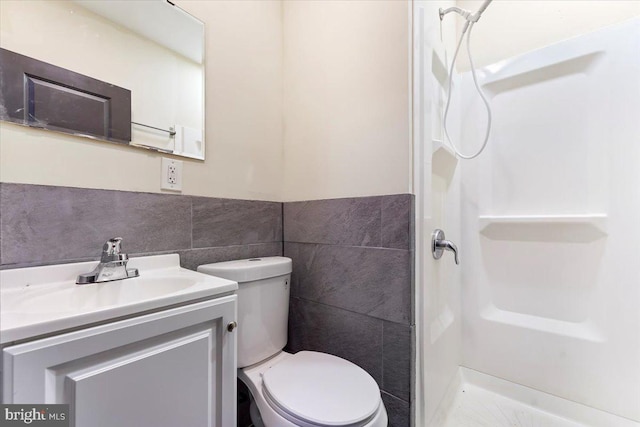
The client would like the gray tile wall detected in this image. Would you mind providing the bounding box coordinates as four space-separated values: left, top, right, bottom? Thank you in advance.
284 195 414 427
0 183 282 270
0 183 415 426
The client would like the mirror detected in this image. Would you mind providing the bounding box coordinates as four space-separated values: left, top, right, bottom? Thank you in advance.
0 0 205 160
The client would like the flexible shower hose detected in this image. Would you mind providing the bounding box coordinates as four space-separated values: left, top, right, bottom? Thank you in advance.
442 21 493 160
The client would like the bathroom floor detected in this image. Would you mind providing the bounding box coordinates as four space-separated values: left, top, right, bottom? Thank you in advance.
237 379 253 427
441 384 586 427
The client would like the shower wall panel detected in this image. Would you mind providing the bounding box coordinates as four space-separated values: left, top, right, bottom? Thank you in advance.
413 1 463 425
460 19 640 421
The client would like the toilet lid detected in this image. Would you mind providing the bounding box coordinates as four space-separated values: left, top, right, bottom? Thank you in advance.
262 351 381 426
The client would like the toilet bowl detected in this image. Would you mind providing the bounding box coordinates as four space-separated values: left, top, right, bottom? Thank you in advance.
239 351 387 427
197 257 387 427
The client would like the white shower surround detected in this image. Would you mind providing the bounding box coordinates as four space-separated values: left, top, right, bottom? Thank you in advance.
459 17 640 423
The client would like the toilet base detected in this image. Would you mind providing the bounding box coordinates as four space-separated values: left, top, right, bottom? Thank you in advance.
249 397 265 427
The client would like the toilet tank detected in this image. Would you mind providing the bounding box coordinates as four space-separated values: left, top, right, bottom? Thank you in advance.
197 257 292 368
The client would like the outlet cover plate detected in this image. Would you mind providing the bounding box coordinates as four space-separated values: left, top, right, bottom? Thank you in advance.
161 157 183 192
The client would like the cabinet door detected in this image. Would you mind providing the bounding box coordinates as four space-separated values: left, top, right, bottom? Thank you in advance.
2 295 237 427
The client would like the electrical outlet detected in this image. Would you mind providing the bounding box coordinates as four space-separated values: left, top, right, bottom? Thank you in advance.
161 157 183 192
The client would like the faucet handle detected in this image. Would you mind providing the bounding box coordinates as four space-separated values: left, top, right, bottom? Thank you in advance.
103 237 123 255
101 237 127 263
432 229 460 265
439 240 459 265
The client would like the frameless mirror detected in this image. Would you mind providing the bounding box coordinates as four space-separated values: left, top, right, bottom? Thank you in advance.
0 0 205 160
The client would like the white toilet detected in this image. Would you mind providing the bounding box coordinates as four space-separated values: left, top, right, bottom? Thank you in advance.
197 257 388 427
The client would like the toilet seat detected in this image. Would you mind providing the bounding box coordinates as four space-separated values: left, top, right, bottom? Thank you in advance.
261 351 381 427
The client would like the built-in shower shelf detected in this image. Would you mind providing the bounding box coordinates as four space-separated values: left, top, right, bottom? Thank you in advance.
478 214 608 242
432 139 458 180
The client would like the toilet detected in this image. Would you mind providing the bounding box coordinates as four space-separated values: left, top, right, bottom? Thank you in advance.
197 257 388 427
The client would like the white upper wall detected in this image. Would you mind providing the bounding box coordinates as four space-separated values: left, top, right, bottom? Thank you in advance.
456 0 640 71
0 0 284 201
2 1 638 202
282 0 413 201
178 0 284 201
0 0 414 202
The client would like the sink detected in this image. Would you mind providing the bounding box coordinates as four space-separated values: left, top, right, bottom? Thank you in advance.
0 254 238 344
5 276 200 315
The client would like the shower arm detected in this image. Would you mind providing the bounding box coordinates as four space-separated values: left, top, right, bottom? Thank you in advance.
439 0 493 24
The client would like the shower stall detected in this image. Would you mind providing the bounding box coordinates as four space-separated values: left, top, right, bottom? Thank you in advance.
413 2 640 426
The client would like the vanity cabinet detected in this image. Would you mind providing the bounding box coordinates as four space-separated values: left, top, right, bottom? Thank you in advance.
2 295 237 427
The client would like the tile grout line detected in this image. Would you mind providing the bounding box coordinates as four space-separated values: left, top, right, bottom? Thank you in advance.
282 241 411 252
292 296 411 327
0 242 284 270
381 319 385 393
281 202 285 252
380 196 384 249
381 390 411 405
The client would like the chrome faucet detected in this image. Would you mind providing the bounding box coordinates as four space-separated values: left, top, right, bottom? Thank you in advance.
76 237 140 284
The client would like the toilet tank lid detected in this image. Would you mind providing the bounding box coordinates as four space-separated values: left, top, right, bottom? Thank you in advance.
197 257 292 283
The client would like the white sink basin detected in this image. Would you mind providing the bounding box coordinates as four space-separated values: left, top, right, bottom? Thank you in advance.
0 254 238 344
6 276 200 314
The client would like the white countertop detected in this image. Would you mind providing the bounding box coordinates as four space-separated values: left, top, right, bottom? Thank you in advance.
0 254 238 344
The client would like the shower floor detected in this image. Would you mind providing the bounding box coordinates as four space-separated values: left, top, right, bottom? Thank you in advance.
437 368 639 427
442 384 585 427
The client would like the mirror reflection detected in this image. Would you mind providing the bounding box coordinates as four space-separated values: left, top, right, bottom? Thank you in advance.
0 0 205 160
